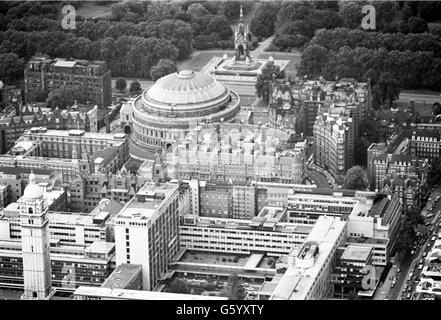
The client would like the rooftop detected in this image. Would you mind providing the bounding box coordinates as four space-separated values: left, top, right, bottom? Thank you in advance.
23 128 126 141
102 264 142 289
74 286 226 300
269 216 347 300
116 182 179 221
341 245 372 262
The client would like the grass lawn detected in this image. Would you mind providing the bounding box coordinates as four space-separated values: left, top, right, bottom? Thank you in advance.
177 50 235 72
257 52 301 76
76 2 113 19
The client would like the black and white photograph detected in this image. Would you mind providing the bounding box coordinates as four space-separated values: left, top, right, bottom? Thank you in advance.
0 0 440 310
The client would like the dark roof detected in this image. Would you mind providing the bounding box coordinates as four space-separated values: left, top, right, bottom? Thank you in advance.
0 166 52 177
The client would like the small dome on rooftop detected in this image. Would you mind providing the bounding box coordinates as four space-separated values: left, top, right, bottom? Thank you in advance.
23 172 43 200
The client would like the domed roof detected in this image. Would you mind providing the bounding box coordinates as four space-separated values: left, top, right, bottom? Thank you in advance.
23 172 44 200
145 70 228 105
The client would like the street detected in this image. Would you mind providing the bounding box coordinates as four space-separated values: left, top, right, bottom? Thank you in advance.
391 186 441 300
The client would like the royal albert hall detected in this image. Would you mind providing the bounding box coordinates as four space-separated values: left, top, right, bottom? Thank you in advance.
130 70 240 155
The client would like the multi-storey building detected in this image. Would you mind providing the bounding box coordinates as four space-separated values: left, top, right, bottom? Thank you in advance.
313 113 354 181
410 126 441 162
24 55 111 107
284 187 402 266
167 123 306 184
271 78 370 138
179 207 312 256
259 216 348 300
19 128 128 167
69 170 147 213
367 130 429 192
197 181 256 220
380 176 423 214
114 182 182 290
331 245 375 298
0 104 99 154
0 239 115 291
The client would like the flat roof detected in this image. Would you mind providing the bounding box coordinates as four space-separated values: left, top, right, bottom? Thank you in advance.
341 245 372 262
49 212 95 225
74 286 227 300
54 60 76 68
270 216 347 300
117 183 178 221
85 241 115 254
102 264 142 289
24 128 126 141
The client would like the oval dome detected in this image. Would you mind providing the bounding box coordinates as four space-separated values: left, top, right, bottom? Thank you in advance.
145 70 228 105
23 172 43 200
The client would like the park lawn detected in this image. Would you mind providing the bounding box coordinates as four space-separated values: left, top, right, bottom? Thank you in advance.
76 2 113 19
257 52 301 77
177 50 235 72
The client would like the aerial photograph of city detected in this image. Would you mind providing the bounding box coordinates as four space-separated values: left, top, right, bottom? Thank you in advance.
0 0 440 309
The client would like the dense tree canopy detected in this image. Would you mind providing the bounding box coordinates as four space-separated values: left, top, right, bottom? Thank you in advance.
256 62 285 105
0 53 24 83
343 166 369 190
150 59 177 81
221 274 246 300
250 2 280 38
46 87 88 109
129 80 142 94
115 78 127 92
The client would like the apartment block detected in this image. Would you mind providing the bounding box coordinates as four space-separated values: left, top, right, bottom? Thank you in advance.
24 55 112 107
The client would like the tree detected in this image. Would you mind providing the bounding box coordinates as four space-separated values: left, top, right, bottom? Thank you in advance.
110 2 130 21
256 62 285 105
250 2 280 38
343 166 368 190
150 59 177 81
167 278 190 294
339 2 364 29
129 80 142 94
221 274 246 300
373 73 400 108
428 160 441 188
396 207 421 260
222 1 241 20
46 87 87 109
187 3 209 18
115 78 127 92
405 17 429 34
0 53 24 83
297 44 329 78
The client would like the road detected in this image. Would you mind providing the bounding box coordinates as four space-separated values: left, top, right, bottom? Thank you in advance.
373 263 397 300
250 36 275 58
397 91 441 104
392 186 441 300
306 169 333 189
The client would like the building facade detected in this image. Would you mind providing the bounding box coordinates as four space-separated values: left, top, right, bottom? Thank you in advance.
313 113 354 180
24 55 111 107
115 182 181 290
